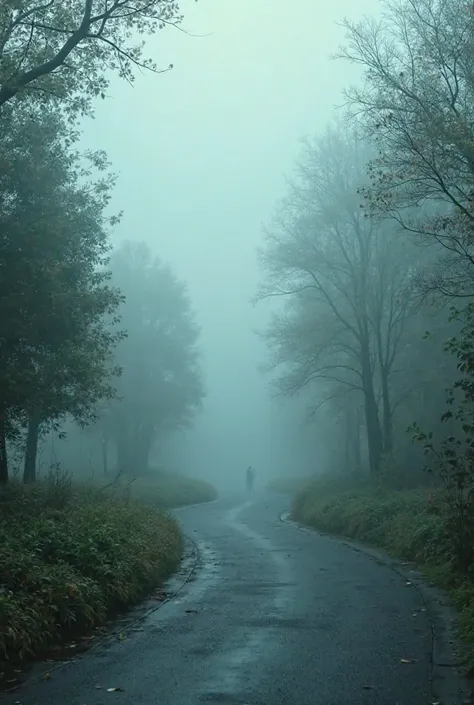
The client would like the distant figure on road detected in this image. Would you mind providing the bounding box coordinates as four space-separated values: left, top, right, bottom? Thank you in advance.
246 466 255 493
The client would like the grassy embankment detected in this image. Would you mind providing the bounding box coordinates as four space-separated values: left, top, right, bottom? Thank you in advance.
287 474 474 672
0 469 217 678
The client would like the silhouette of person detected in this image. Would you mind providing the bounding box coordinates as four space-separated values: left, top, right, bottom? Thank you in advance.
246 466 255 492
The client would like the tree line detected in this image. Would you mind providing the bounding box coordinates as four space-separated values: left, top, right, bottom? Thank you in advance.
257 0 474 566
0 0 205 484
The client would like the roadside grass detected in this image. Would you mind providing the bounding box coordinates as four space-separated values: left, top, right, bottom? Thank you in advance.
122 470 218 508
0 467 216 680
291 475 474 673
266 476 312 495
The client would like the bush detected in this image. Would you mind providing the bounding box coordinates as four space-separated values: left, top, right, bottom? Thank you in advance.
0 475 182 666
293 480 447 561
291 475 474 671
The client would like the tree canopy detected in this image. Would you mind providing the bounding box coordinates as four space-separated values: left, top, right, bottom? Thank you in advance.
0 0 183 114
93 240 205 475
0 103 123 482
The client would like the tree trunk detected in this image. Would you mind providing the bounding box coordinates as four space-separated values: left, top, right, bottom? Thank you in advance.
380 368 393 457
0 410 8 484
23 411 40 483
375 324 394 457
351 405 362 474
116 433 130 473
343 416 351 473
360 342 383 478
134 423 153 474
102 435 109 476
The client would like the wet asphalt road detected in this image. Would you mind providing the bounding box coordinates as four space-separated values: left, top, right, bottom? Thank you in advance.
5 493 436 705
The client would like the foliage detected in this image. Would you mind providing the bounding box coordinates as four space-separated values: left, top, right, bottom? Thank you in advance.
339 0 474 297
104 468 217 509
0 472 182 667
410 303 474 573
0 102 123 483
0 0 183 114
293 477 446 561
96 241 205 475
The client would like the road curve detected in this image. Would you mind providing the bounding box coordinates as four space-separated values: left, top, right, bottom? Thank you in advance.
3 493 455 704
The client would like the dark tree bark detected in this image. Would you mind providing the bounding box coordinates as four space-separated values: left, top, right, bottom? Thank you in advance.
23 411 40 483
0 410 8 484
101 435 109 476
360 338 383 478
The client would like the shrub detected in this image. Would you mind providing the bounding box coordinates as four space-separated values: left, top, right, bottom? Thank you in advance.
0 477 182 665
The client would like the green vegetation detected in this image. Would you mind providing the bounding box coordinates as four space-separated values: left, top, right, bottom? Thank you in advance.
0 467 217 678
0 474 181 672
292 476 474 672
121 470 218 509
0 2 182 113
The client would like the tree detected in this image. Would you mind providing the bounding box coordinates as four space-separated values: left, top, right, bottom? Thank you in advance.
0 103 123 483
339 0 474 296
257 125 417 478
0 0 182 113
104 241 205 475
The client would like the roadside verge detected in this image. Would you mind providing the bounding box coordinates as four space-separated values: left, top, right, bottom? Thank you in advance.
0 474 215 692
280 509 472 705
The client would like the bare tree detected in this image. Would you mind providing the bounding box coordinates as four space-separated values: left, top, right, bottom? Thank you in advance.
0 0 183 113
339 0 474 295
257 124 416 477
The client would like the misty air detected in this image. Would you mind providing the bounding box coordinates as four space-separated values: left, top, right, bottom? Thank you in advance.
1 1 473 703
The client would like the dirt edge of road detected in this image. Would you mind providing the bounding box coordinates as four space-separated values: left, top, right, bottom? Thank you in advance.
280 510 473 705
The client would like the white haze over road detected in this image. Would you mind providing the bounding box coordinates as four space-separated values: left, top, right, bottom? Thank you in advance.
81 0 380 491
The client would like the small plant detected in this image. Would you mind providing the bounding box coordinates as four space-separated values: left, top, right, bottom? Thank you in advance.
43 463 73 509
410 303 474 574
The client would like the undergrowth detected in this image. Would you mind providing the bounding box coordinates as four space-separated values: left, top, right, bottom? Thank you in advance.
0 472 183 672
124 470 218 508
292 476 474 672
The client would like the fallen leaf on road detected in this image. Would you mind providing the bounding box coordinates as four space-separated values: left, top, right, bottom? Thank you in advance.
107 687 124 692
117 632 127 641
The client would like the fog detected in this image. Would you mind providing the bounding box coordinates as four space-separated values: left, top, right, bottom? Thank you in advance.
74 0 380 492
5 3 474 695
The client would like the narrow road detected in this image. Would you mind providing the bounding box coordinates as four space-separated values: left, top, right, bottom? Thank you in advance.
4 493 452 704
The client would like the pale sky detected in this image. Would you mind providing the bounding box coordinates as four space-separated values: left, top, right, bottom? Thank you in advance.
81 0 380 490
